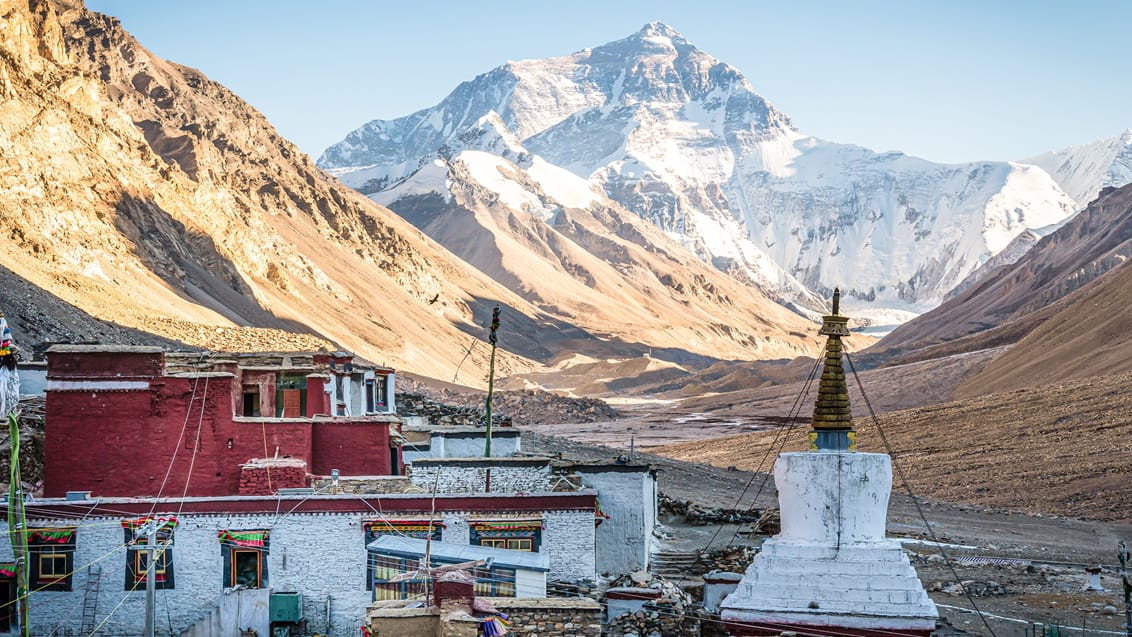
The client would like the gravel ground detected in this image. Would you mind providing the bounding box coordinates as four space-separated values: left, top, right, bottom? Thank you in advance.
523 431 1132 637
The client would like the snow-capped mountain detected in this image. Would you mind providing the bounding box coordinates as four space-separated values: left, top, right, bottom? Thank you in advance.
1024 129 1132 206
320 22 1076 314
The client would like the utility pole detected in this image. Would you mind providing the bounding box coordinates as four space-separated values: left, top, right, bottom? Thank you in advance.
483 306 500 493
141 519 158 637
1120 541 1131 637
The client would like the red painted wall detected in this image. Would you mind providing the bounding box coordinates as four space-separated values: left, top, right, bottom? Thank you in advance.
47 350 163 379
44 351 398 498
310 421 394 476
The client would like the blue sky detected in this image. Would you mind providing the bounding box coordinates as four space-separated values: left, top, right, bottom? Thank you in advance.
86 0 1131 164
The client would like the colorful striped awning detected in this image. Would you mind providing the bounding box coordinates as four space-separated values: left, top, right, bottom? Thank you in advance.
469 518 543 532
217 529 269 548
364 520 445 532
29 528 75 544
121 516 179 530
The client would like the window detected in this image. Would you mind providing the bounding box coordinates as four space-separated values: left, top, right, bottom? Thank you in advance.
479 538 533 551
28 528 76 592
122 518 176 590
242 385 261 417
469 520 541 553
218 530 269 589
335 375 347 416
275 376 307 417
231 550 262 587
370 554 427 601
374 374 389 408
364 521 442 590
470 565 515 597
128 550 173 589
365 379 376 413
366 555 517 600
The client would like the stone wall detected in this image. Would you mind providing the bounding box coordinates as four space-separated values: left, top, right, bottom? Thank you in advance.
409 459 553 494
401 430 522 464
487 597 602 637
543 510 598 584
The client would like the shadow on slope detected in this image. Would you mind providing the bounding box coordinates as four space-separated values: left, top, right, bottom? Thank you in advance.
111 193 331 342
0 263 190 355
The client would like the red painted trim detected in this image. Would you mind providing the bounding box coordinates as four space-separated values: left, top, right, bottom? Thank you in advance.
11 493 596 518
723 621 933 637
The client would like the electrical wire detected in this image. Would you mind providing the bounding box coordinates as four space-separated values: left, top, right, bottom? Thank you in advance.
0 541 129 612
844 348 998 637
723 351 825 548
700 351 822 553
149 352 210 511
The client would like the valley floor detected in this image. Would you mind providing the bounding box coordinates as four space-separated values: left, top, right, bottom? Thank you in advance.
523 431 1132 637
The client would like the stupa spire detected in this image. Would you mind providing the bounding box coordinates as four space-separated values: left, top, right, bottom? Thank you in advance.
810 288 855 452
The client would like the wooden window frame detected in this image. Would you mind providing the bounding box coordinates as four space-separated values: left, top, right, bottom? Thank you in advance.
28 530 75 592
478 537 534 552
229 549 264 588
219 530 269 589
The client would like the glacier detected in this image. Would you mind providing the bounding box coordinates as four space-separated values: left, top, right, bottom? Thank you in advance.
319 21 1080 316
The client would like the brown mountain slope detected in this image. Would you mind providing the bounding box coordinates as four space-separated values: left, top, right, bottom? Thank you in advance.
0 0 824 386
0 0 549 382
953 255 1132 397
0 0 816 383
384 155 823 365
655 369 1132 521
870 183 1132 364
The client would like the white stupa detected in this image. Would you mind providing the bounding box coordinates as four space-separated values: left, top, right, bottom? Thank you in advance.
721 290 938 637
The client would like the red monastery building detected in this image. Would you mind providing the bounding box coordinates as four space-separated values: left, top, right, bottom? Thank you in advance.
43 345 402 498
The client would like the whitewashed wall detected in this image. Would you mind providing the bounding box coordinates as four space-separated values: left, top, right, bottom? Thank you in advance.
409 461 552 494
574 467 656 576
0 504 592 636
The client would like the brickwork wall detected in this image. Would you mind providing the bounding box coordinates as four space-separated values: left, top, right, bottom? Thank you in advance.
238 462 309 495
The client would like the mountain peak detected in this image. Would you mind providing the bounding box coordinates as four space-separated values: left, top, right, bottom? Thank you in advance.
636 21 683 41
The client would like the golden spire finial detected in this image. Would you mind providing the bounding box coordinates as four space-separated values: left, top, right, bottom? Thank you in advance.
810 288 855 451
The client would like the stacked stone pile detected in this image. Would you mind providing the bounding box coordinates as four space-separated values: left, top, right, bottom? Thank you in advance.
487 598 602 637
397 392 512 428
397 377 619 426
696 546 757 575
604 572 700 637
0 396 45 491
659 493 779 531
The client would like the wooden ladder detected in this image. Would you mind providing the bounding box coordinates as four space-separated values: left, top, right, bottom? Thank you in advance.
79 563 101 635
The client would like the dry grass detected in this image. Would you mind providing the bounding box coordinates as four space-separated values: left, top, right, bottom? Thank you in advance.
655 370 1132 521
